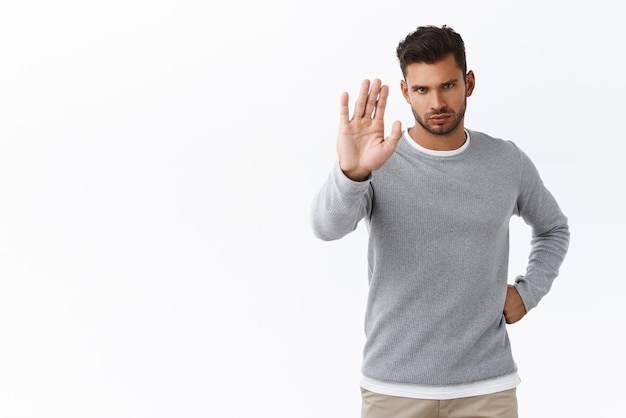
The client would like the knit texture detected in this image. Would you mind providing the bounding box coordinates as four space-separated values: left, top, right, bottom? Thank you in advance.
311 129 570 386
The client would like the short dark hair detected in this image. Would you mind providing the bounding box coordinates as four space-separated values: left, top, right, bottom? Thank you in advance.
396 25 467 78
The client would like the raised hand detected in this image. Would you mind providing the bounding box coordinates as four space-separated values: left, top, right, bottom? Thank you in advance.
337 79 403 181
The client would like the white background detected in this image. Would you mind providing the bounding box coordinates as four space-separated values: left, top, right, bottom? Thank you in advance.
1 1 624 417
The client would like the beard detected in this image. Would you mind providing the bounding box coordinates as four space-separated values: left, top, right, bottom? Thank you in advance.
411 99 466 136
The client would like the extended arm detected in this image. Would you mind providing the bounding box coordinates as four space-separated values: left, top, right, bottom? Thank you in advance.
311 79 402 240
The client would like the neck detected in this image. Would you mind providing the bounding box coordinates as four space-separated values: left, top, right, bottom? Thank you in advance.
408 124 467 151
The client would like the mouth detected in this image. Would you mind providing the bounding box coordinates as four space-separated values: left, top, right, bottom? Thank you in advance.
429 114 451 124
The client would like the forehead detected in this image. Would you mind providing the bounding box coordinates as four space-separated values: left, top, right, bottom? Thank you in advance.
404 54 464 85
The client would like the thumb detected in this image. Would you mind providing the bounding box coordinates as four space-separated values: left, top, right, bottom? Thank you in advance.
385 120 403 146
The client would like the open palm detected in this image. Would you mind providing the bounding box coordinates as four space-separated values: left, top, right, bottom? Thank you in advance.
337 79 403 181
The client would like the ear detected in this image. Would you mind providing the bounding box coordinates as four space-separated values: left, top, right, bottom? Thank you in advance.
465 70 475 97
400 79 411 103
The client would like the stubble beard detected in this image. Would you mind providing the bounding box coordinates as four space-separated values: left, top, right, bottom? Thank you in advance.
412 99 466 136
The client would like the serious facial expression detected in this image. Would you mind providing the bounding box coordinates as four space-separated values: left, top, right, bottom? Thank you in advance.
401 54 475 136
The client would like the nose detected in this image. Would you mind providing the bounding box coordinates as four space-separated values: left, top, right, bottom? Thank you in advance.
429 91 446 111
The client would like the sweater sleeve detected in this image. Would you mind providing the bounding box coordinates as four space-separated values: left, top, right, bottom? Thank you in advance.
513 147 570 312
311 161 373 241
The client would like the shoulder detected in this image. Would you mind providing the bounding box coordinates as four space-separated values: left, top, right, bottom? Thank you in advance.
466 129 524 160
467 129 517 149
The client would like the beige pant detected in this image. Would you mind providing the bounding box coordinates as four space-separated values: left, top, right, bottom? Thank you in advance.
361 388 518 418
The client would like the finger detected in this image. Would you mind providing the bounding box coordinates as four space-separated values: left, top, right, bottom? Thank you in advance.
339 91 350 124
353 79 371 120
373 84 390 120
364 79 382 119
386 120 403 145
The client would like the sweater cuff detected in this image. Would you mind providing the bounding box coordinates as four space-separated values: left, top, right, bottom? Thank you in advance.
514 275 540 312
331 161 372 193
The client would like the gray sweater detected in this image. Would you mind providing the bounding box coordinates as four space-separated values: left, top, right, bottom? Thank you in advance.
311 130 570 386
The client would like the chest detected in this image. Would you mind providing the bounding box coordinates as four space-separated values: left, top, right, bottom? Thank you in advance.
370 154 519 234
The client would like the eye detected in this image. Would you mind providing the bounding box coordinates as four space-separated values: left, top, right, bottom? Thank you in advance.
442 82 455 89
414 87 427 94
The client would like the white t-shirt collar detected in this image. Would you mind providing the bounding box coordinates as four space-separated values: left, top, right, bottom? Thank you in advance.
403 129 470 157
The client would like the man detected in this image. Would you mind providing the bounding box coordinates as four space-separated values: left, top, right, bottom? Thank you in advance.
311 25 570 418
